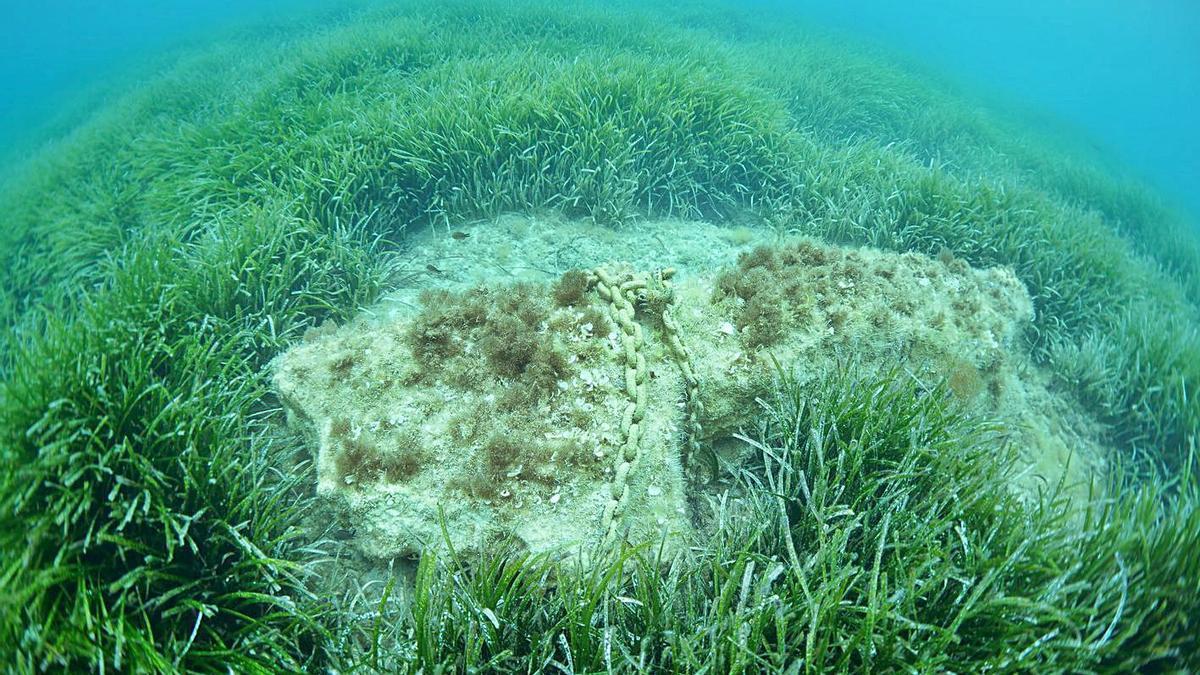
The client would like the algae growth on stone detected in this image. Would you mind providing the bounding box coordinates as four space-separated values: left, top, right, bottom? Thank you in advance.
274 267 694 558
274 224 1105 560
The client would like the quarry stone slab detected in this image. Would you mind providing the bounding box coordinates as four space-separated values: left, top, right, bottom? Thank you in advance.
274 233 1102 560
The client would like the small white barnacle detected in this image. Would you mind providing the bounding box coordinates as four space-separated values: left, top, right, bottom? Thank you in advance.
580 368 606 391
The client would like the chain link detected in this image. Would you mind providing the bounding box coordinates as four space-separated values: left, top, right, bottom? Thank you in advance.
586 265 701 545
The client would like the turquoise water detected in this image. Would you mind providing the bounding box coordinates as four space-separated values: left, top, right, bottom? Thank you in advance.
3 0 1198 220
0 0 310 164
790 0 1200 224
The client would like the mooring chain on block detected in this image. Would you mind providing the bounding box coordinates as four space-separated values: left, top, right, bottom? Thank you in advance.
587 265 702 545
650 268 704 471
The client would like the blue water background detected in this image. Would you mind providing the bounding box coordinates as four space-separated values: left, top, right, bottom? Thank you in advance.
0 0 305 162
787 0 1200 224
2 0 1197 223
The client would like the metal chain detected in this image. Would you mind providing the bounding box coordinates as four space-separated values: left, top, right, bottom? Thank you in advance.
652 268 703 469
586 265 701 545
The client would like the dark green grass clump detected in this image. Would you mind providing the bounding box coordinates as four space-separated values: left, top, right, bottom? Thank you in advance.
0 214 395 670
330 370 1200 672
0 0 1197 669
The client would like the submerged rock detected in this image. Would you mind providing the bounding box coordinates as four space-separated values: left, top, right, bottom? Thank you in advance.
274 270 693 559
273 236 1097 560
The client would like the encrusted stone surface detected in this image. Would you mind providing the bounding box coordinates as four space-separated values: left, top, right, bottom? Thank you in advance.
682 241 1034 442
274 234 1100 560
273 275 691 559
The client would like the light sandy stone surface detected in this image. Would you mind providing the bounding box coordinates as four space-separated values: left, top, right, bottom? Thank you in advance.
274 283 691 560
273 217 1106 561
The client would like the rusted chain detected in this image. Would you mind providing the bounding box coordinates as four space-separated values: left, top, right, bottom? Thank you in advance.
587 265 701 545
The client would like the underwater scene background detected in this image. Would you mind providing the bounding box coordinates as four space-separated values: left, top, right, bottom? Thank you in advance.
0 1 1197 672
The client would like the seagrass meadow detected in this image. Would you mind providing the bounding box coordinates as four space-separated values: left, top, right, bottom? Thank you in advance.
1 0 1198 672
